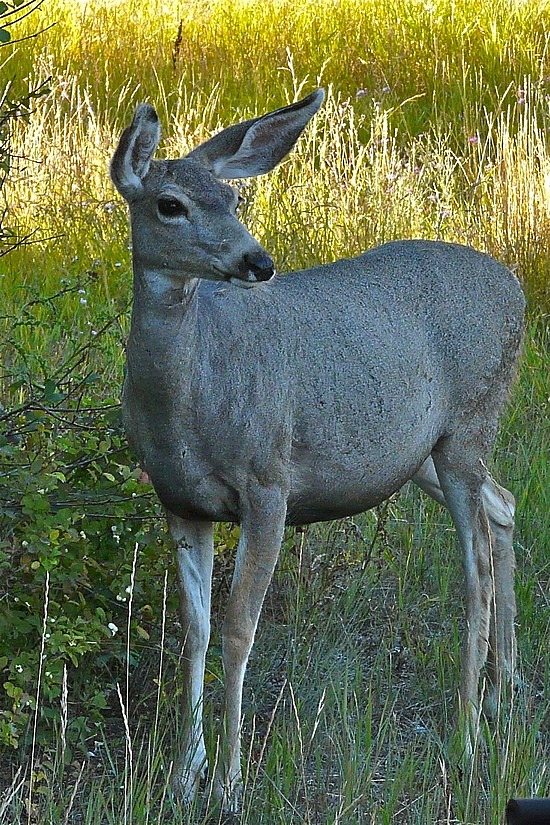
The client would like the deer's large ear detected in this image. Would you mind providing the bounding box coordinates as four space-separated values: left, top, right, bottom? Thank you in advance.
187 89 324 179
110 104 161 200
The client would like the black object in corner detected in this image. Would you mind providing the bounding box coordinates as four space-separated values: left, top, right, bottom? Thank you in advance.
506 799 550 825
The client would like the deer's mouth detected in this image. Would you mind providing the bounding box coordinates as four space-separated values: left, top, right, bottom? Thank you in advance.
213 263 276 288
229 271 276 289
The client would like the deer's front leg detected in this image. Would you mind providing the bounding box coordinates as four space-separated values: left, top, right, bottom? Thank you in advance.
167 514 214 805
215 486 287 814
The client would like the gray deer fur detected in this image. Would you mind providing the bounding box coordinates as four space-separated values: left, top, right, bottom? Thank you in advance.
110 89 525 813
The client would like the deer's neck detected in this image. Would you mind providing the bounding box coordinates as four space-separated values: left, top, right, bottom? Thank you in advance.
126 264 199 387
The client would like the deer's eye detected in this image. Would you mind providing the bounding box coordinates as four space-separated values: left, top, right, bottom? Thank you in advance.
157 197 188 219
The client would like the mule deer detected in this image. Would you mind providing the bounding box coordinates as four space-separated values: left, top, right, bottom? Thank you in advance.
110 89 524 813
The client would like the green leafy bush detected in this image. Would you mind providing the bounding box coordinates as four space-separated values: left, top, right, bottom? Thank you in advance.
0 284 174 750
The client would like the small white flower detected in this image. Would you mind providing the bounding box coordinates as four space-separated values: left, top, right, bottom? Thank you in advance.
108 622 118 635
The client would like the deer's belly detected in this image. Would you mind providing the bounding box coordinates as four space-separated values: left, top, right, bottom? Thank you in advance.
285 421 441 525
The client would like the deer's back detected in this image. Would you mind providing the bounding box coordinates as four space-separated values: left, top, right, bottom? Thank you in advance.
200 239 524 422
272 240 524 387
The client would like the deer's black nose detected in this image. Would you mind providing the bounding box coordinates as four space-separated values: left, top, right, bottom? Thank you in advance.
242 251 275 282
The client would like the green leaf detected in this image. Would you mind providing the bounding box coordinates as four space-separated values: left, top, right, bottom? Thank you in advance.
21 492 50 514
0 29 10 44
3 681 22 701
43 379 64 404
89 692 108 710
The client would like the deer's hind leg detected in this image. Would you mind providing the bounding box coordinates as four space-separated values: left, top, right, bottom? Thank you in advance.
429 445 493 723
413 457 517 718
476 471 517 717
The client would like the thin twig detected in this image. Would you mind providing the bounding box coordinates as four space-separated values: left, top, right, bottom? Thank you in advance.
27 570 49 825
